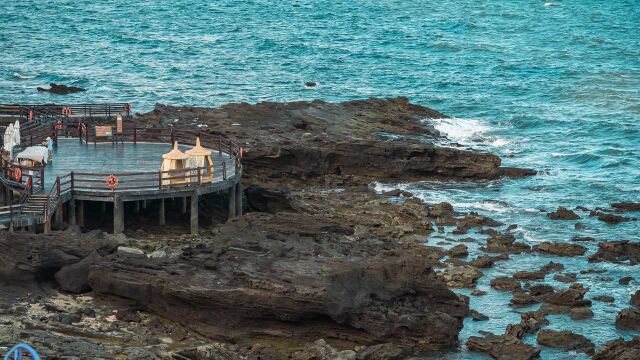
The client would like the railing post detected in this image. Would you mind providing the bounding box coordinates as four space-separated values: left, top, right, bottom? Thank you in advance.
133 128 137 144
70 171 75 190
218 135 222 155
56 176 61 195
158 171 162 190
222 161 227 180
197 167 202 184
171 130 175 145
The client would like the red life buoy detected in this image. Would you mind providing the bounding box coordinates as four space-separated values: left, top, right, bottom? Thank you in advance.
126 103 132 112
239 146 243 159
14 167 22 182
28 110 33 122
67 107 72 115
56 120 63 130
106 175 119 190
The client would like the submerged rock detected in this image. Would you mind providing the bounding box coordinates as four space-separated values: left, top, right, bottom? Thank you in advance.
536 329 595 355
570 307 593 320
611 202 640 213
616 308 640 330
491 276 521 292
470 309 489 321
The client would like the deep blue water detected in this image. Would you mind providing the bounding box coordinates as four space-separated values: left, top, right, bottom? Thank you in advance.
1 0 639 358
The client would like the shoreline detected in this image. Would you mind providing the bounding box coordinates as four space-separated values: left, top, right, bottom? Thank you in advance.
1 98 638 359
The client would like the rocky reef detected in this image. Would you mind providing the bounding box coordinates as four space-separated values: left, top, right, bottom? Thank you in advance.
0 98 539 358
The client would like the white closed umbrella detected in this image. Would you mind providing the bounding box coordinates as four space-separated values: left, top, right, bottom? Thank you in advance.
13 121 20 147
3 124 14 155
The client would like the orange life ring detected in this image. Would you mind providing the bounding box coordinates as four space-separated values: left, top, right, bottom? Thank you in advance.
14 167 22 182
56 120 63 130
125 103 132 112
28 110 33 122
106 174 119 189
239 146 243 159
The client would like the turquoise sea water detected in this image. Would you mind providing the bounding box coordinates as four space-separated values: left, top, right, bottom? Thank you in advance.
1 0 639 358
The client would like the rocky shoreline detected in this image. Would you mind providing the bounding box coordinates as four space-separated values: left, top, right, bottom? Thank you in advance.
1 98 638 359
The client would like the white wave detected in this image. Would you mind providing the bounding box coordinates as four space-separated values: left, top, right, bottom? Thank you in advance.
427 117 511 149
13 72 34 80
453 201 511 213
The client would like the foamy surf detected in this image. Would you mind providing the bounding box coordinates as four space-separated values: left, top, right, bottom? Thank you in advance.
12 72 34 80
427 117 510 148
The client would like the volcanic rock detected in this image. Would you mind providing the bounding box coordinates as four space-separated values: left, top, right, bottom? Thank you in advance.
37 83 86 94
553 273 577 283
467 330 541 360
547 207 580 220
437 266 482 288
513 270 546 280
616 308 640 330
536 329 595 355
593 336 640 360
593 295 615 303
491 276 521 292
534 242 587 257
611 202 640 213
540 261 564 273
448 244 468 258
594 212 636 224
619 276 634 285
355 343 405 360
470 309 489 321
589 241 640 265
570 307 593 320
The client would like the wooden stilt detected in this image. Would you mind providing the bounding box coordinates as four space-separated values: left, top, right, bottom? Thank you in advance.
228 184 236 219
159 198 165 225
69 199 77 226
113 198 124 234
190 193 198 235
235 180 243 217
77 200 85 226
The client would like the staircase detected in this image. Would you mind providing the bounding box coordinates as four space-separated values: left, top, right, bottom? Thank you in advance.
19 194 48 224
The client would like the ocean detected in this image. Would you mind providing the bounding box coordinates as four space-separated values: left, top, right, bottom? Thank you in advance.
1 0 639 358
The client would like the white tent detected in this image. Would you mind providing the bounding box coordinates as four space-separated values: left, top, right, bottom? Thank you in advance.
16 146 49 165
13 121 20 147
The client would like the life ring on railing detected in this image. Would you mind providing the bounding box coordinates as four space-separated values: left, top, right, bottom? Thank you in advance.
106 174 119 190
14 167 22 182
28 110 33 122
124 103 132 113
55 120 63 130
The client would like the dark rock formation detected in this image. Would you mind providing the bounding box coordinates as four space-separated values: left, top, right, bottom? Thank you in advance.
547 207 580 220
570 307 593 320
37 83 87 94
589 241 640 265
616 308 640 330
593 295 615 303
533 242 587 257
491 276 521 292
536 329 594 355
593 211 636 224
482 232 530 254
467 330 541 360
611 202 640 213
470 309 489 321
632 290 640 307
513 270 546 280
619 276 634 285
448 244 468 258
593 337 640 360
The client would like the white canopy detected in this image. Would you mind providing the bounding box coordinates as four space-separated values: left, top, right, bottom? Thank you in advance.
16 146 49 164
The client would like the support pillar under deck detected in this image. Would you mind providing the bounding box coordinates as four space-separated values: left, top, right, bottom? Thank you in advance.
190 193 198 235
158 198 165 226
69 199 77 226
235 180 243 217
228 184 236 219
77 200 84 227
114 198 124 234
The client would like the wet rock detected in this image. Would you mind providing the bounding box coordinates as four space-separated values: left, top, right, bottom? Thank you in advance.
527 284 555 297
575 223 587 230
305 81 317 88
54 251 102 293
615 308 640 330
540 261 564 273
619 276 634 285
632 290 640 307
520 310 549 334
382 189 413 198
437 266 482 288
547 207 580 220
470 309 489 321
483 233 530 254
513 271 546 280
448 244 468 258
594 212 636 224
471 289 487 296
571 236 595 242
589 241 640 265
37 83 87 94
593 336 640 360
467 331 541 360
245 185 293 213
469 255 505 268
536 329 595 355
593 295 615 303
534 242 587 257
538 286 591 308
580 268 606 274
611 202 640 213
356 343 405 360
511 291 539 307
570 307 594 320
164 344 240 360
491 277 521 292
553 273 577 283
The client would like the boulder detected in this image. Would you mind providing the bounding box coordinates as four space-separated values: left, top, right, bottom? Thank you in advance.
553 273 577 283
448 244 468 258
570 307 593 320
356 343 404 360
436 266 482 288
540 261 564 273
470 309 489 321
595 212 636 224
54 251 102 293
547 207 580 220
611 202 640 213
513 270 546 280
534 242 587 257
536 329 595 355
483 233 530 254
632 290 640 307
491 276 521 292
592 295 615 303
619 276 634 285
511 291 539 307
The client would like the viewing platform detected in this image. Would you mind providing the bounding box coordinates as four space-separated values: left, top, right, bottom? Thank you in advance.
0 103 243 234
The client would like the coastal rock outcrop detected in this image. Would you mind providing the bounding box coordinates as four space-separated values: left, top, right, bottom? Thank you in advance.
536 329 595 355
547 207 580 220
37 83 87 94
533 242 587 257
589 241 640 265
593 337 640 360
